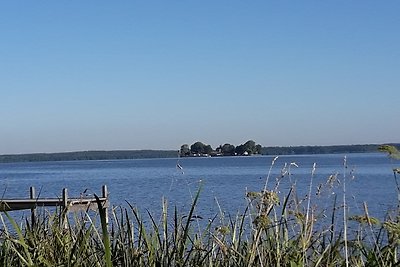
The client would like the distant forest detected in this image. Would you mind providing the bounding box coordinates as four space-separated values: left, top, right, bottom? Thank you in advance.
260 144 400 155
0 150 178 163
0 144 398 163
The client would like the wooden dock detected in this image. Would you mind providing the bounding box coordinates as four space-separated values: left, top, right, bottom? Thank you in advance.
0 185 109 224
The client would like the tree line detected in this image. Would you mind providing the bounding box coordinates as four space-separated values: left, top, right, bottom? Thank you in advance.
179 140 263 157
0 150 177 163
260 144 397 155
1 143 398 163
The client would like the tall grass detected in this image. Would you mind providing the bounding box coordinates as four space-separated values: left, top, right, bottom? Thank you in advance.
1 149 400 266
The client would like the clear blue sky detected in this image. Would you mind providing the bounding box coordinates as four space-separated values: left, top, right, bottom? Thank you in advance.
1 1 399 154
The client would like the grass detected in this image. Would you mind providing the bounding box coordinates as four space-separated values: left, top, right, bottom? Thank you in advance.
1 147 400 266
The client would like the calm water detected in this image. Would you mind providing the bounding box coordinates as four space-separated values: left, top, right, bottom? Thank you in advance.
0 153 398 221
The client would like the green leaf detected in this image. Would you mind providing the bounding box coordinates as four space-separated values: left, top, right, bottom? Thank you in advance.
95 194 112 267
5 212 34 266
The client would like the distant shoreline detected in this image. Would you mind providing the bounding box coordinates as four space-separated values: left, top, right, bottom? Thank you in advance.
0 150 178 163
0 143 398 163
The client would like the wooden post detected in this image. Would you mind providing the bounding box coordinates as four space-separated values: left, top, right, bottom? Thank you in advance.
62 188 68 210
62 188 68 228
102 185 109 225
30 186 36 227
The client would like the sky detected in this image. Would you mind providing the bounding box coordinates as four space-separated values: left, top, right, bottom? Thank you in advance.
1 1 399 154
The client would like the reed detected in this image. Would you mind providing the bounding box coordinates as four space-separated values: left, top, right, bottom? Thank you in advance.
0 148 399 266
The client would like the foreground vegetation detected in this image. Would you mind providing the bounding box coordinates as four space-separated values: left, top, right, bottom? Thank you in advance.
1 146 400 266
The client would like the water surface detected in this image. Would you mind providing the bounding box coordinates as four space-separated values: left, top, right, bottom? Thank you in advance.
0 153 397 221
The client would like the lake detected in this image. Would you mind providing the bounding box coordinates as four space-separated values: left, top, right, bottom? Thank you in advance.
0 153 398 222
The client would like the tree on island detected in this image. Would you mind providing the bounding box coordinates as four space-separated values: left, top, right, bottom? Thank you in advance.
180 140 263 157
180 144 191 156
190 142 212 155
221 143 236 156
235 140 262 155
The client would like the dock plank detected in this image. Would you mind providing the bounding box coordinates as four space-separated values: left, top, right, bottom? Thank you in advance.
0 197 108 211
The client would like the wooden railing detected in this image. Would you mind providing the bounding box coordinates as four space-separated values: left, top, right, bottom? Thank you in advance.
0 185 109 225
